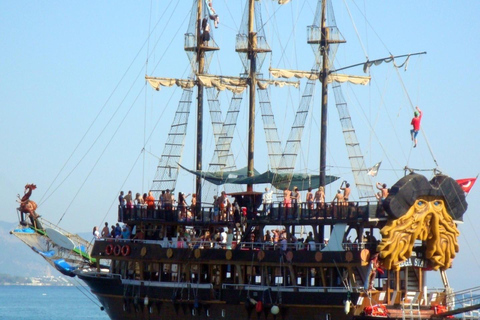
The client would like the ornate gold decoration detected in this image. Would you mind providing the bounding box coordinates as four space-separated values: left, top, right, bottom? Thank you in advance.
360 249 370 264
166 248 173 258
140 247 147 257
377 197 459 271
226 250 233 260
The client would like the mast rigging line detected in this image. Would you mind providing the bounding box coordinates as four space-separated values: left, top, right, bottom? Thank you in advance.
57 81 147 226
145 0 185 76
342 67 404 181
342 0 368 60
391 60 439 168
40 1 183 209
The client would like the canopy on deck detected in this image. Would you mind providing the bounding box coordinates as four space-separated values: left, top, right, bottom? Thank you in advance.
179 164 339 191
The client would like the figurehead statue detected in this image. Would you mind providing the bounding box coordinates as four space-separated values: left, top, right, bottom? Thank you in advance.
377 174 467 271
17 183 39 223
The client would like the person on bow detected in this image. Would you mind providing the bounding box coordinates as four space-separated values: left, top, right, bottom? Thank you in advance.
410 106 422 148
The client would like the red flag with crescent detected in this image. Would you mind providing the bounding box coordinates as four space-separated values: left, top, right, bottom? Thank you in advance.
456 178 477 194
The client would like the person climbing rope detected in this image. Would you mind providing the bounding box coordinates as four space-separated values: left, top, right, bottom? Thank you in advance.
410 106 422 148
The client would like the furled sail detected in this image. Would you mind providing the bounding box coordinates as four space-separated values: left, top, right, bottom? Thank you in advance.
197 75 247 94
269 68 370 85
146 76 196 90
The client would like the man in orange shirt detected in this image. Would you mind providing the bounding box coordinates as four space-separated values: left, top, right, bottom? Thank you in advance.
146 191 156 218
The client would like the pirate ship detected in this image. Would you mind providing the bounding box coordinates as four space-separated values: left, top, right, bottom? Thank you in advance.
12 0 478 319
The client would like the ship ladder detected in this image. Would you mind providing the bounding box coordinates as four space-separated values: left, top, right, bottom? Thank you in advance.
401 292 421 320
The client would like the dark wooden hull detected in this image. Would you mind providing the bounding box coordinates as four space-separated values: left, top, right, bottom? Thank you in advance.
78 272 358 320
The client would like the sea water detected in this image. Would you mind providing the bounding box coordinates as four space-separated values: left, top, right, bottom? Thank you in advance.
0 286 110 320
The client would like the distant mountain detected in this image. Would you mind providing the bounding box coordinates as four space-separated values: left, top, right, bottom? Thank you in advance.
0 220 91 278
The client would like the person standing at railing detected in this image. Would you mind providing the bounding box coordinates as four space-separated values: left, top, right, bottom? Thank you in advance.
283 188 292 219
340 181 351 203
124 191 133 220
291 187 298 218
375 183 389 201
314 186 325 218
92 226 100 239
280 234 287 251
118 191 125 221
306 187 314 218
101 222 109 239
262 187 273 217
146 191 156 219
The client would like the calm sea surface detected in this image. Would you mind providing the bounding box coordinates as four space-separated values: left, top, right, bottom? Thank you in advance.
0 286 110 320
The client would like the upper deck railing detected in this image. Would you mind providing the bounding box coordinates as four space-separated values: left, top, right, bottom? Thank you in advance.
118 201 388 225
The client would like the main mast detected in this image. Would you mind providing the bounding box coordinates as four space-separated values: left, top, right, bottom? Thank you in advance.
246 0 256 192
195 0 205 207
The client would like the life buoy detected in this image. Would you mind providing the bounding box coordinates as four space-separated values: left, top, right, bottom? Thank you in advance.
364 304 388 317
105 244 114 255
113 245 122 256
121 245 131 256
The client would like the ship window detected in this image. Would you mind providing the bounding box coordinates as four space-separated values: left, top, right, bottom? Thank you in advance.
171 264 178 281
144 262 159 281
296 267 306 286
309 268 319 287
225 264 232 279
255 276 261 284
212 265 221 285
162 263 172 282
191 264 199 281
274 267 284 285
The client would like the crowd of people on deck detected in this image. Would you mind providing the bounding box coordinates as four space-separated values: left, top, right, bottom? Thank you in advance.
92 219 378 254
92 181 390 242
93 222 142 241
111 179 390 223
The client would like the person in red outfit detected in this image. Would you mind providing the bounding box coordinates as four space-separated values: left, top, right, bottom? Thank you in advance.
410 106 422 147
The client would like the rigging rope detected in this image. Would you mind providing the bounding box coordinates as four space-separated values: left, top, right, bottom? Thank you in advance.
392 58 439 168
342 0 368 60
40 0 178 208
57 80 146 226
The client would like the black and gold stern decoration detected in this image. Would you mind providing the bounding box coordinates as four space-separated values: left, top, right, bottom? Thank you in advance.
378 174 467 271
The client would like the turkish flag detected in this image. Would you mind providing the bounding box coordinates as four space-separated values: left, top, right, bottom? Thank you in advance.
456 178 477 194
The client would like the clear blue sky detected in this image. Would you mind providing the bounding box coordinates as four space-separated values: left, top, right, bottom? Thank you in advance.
1 1 479 290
